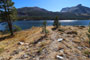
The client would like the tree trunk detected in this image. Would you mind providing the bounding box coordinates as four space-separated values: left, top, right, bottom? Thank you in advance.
7 19 13 36
7 11 14 36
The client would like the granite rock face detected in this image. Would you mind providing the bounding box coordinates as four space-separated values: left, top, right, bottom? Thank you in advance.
61 4 90 15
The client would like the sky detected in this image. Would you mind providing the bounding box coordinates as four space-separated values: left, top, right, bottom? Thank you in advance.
13 0 90 12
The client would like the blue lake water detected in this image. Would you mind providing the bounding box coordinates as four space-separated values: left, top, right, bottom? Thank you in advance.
0 20 90 31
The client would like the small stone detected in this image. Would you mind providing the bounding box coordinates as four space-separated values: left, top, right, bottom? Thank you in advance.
38 42 41 44
26 46 29 49
25 43 29 45
18 42 24 45
23 54 28 58
77 46 83 50
20 54 29 59
57 38 63 42
56 55 64 60
60 49 64 53
26 49 30 52
75 53 80 56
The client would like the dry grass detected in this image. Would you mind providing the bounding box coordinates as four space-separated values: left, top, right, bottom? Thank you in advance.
37 40 51 47
0 26 90 60
73 37 81 43
0 27 42 50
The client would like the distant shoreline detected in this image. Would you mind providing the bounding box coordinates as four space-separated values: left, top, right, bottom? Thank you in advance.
0 20 89 31
0 20 90 23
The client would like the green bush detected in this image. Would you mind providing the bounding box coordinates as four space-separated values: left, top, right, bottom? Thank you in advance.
88 27 90 33
13 25 22 32
2 25 21 34
89 40 90 44
84 50 90 56
46 29 49 34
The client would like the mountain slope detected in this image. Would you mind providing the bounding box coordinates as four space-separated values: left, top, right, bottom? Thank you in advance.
61 4 90 16
17 7 53 17
17 5 90 20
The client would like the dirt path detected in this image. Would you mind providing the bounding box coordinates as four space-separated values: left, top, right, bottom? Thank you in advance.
42 28 61 60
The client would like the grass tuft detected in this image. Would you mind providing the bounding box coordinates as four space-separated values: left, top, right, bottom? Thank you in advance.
0 48 4 54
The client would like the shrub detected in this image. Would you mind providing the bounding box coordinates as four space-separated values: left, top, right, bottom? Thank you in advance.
42 20 47 35
0 31 3 35
37 46 45 54
89 40 90 45
13 25 22 32
88 23 90 33
0 48 4 54
3 25 22 34
87 22 90 47
88 27 90 33
46 29 49 34
84 50 90 56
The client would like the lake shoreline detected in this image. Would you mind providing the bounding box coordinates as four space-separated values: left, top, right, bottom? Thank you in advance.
0 20 90 31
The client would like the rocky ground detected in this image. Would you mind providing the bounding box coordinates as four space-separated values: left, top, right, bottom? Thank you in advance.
0 26 90 60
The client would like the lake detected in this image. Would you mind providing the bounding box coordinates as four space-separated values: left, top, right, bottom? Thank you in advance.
0 20 90 31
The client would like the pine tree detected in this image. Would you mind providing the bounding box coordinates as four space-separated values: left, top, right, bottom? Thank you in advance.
0 0 17 36
42 20 47 35
53 16 60 29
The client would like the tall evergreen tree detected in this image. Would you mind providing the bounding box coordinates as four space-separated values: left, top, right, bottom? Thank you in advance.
0 0 17 36
53 16 60 29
